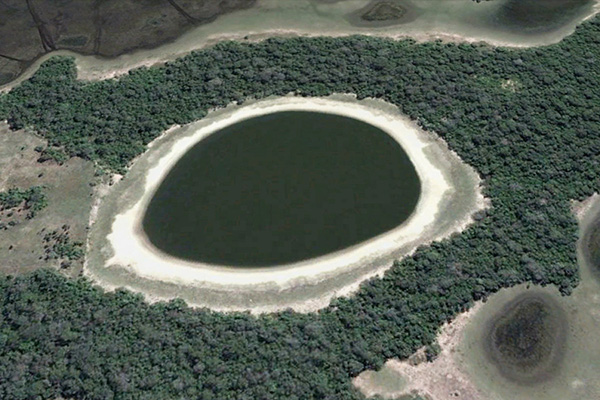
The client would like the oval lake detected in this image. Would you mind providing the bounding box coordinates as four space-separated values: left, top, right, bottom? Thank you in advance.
142 111 421 267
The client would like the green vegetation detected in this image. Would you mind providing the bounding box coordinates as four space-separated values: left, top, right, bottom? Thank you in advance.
35 146 68 164
42 225 85 265
0 186 47 225
0 186 47 211
0 13 599 400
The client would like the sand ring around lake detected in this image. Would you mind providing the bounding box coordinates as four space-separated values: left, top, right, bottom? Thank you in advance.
85 94 487 313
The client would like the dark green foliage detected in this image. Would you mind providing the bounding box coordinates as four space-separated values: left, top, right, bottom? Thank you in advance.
425 342 441 362
35 146 68 164
42 226 84 262
1 14 600 400
0 186 47 220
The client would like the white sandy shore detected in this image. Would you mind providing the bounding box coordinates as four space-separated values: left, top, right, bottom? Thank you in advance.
85 94 486 312
106 97 448 286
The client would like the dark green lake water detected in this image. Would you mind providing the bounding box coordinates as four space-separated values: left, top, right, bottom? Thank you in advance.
142 111 421 267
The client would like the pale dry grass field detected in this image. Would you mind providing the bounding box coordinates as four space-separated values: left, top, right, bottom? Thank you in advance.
0 122 95 276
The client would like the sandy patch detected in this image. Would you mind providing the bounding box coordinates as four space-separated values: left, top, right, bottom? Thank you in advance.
354 303 487 400
108 97 449 285
85 94 486 313
571 193 599 221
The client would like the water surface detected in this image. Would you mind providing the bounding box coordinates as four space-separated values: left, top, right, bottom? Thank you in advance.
142 111 421 267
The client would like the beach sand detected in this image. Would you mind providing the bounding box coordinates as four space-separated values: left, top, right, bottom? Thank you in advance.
85 94 486 313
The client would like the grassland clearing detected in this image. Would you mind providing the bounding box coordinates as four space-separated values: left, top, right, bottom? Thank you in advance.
0 122 95 276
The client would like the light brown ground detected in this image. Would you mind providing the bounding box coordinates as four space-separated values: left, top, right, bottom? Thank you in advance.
0 122 95 276
571 193 599 220
353 303 486 400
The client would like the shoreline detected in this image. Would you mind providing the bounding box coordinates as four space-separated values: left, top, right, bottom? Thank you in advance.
85 94 486 313
3 0 600 93
0 29 507 93
73 28 533 82
354 194 600 400
353 302 486 400
106 96 450 286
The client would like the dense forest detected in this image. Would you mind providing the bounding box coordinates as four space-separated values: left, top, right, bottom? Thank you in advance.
0 13 599 400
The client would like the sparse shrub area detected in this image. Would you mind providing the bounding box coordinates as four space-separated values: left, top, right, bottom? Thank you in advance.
42 225 84 264
35 146 68 164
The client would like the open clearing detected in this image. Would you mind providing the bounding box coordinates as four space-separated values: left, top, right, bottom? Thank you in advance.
0 122 95 276
353 302 486 400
